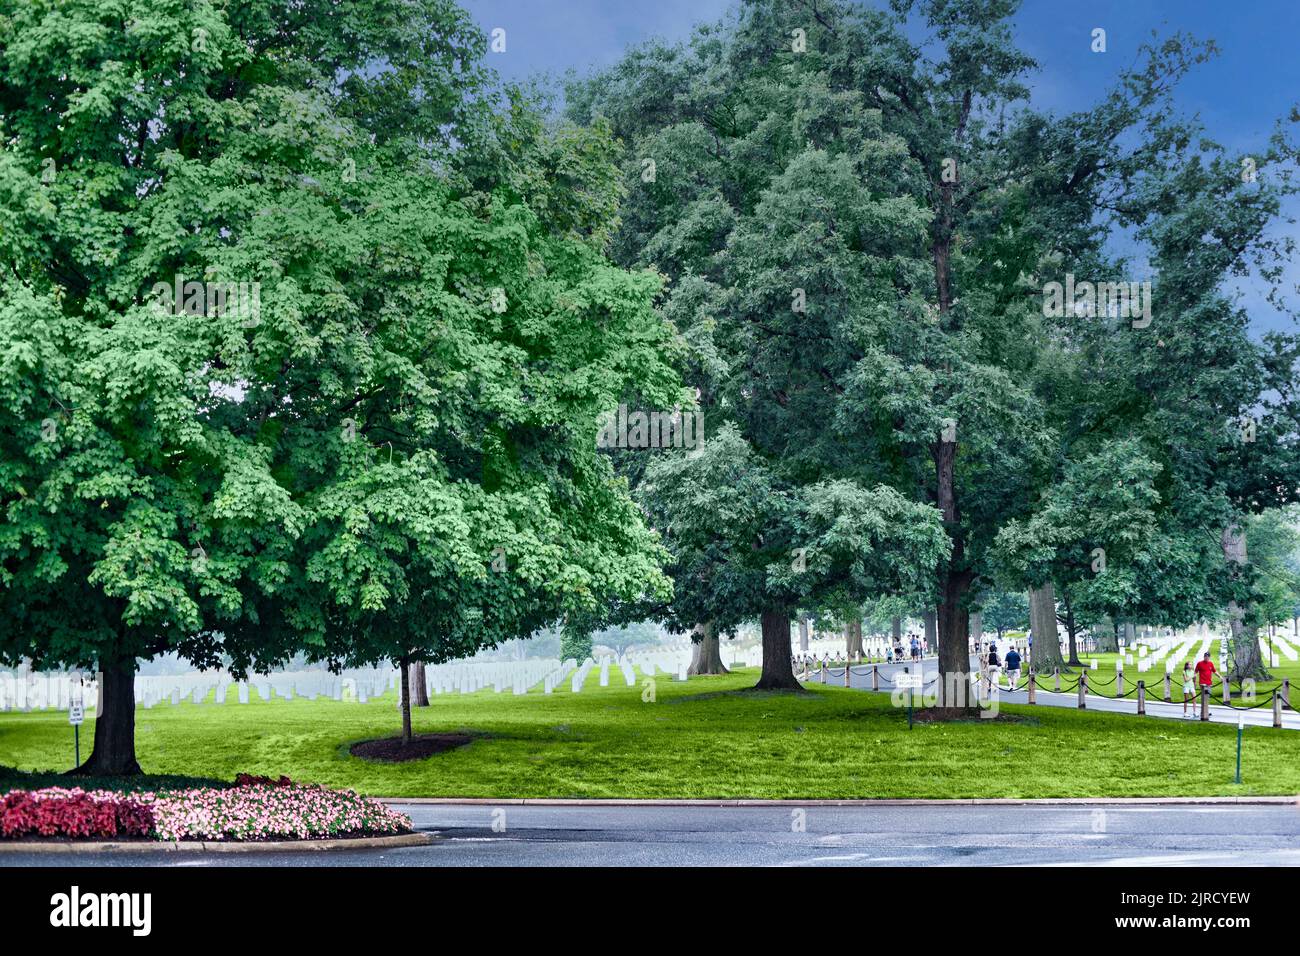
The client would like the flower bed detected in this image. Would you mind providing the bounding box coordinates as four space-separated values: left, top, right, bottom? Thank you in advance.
1 788 154 839
1 779 411 842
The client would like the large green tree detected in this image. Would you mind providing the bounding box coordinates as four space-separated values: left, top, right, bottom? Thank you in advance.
573 0 1300 708
637 425 946 688
0 0 679 767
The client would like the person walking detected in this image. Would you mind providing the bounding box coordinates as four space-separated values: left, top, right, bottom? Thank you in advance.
1194 652 1217 717
1004 645 1022 691
986 643 1001 695
1181 661 1195 718
910 635 921 662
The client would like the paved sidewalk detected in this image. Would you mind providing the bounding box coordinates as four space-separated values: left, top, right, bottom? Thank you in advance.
806 655 1300 730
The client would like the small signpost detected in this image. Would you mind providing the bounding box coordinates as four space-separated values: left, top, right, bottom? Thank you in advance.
896 668 922 729
68 674 85 769
1235 715 1244 785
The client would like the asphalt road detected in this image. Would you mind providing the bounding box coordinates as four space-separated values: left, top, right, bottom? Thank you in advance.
4 803 1298 867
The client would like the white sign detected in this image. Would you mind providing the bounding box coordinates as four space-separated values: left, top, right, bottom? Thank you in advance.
895 673 923 689
68 702 84 726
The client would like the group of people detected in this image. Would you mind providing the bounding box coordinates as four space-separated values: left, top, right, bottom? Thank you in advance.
792 633 928 668
889 635 925 663
1183 654 1219 718
795 631 1224 715
980 642 1220 714
981 642 1023 692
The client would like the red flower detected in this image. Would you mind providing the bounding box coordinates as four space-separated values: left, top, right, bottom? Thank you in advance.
0 789 155 840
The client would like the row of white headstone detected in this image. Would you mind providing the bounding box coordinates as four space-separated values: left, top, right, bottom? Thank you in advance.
1074 627 1297 677
0 667 400 713
0 648 704 713
1260 632 1298 663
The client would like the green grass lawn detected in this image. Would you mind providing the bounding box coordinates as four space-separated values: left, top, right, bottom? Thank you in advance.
2 667 1297 799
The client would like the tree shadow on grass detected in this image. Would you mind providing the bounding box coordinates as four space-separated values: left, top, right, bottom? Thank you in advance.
667 687 820 705
0 764 228 794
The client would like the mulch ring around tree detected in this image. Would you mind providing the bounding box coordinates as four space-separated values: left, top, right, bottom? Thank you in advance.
349 733 477 763
911 708 1039 725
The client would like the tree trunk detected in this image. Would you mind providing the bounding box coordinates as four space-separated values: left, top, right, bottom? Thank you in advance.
929 152 979 715
409 661 429 707
891 615 902 642
923 609 937 650
797 616 810 652
1221 522 1271 680
1063 592 1082 667
968 610 982 650
688 620 729 675
1029 583 1065 673
70 656 141 776
755 609 800 690
1094 622 1119 654
846 617 864 659
398 656 413 745
934 432 975 712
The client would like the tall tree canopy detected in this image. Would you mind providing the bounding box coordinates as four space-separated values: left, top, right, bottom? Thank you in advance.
0 0 680 767
569 0 1300 705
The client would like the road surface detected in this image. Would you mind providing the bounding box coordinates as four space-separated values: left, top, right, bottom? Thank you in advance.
3 803 1297 866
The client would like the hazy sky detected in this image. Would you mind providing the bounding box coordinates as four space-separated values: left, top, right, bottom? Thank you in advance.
461 0 1300 336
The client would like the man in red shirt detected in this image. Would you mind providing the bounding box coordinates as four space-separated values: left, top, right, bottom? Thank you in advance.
1194 653 1217 716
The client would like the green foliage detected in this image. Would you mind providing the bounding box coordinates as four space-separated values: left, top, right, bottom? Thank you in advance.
0 2 680 739
980 591 1029 636
636 424 947 636
1247 509 1300 627
592 619 663 656
559 629 593 663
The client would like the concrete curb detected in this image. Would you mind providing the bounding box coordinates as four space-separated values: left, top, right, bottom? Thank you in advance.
0 831 436 854
380 796 1299 807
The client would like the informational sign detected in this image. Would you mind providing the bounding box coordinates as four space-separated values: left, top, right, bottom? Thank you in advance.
68 702 84 725
895 673 923 689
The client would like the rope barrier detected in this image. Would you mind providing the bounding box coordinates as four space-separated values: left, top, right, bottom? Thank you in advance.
1218 690 1278 711
1042 677 1082 693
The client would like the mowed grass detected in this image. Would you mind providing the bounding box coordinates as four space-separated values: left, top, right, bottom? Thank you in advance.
2 668 1298 799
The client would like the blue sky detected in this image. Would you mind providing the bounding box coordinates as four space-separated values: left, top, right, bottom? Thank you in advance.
462 0 1300 336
